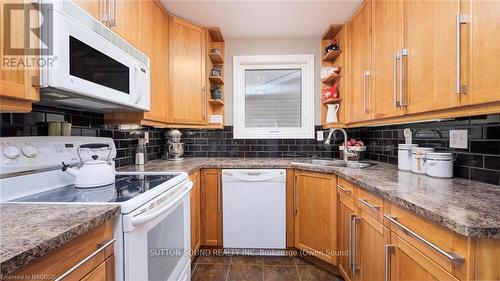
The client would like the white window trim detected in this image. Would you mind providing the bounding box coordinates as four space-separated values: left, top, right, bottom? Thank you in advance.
233 54 315 139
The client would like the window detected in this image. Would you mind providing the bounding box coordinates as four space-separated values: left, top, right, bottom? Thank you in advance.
233 55 314 139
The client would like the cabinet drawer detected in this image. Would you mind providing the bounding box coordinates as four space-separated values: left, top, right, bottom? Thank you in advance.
355 187 384 222
7 220 115 280
384 204 469 280
337 177 355 200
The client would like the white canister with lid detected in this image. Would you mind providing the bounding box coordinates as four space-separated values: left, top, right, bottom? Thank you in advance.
411 147 434 174
398 144 419 171
426 152 454 178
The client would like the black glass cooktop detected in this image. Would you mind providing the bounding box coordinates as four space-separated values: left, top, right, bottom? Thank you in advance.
13 174 177 203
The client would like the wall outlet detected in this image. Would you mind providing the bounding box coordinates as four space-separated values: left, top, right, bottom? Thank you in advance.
450 130 468 149
316 131 324 141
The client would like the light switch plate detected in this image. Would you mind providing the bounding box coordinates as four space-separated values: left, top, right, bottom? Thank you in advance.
450 130 468 149
316 131 324 141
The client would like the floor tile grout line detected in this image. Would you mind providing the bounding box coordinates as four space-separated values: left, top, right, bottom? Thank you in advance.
293 256 302 281
224 257 231 281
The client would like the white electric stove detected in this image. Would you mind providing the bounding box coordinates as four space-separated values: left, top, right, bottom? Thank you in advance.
0 136 192 281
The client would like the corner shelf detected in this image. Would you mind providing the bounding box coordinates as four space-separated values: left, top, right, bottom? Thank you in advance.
209 52 224 64
322 97 342 104
322 24 343 40
321 72 341 84
322 50 342 62
209 76 224 85
209 99 224 105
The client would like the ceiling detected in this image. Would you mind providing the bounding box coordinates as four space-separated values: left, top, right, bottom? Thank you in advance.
160 1 363 38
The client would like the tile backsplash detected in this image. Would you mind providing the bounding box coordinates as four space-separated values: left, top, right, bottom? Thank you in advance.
0 106 164 167
1 107 499 185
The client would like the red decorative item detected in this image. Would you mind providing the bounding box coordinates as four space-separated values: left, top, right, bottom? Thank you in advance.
321 81 340 102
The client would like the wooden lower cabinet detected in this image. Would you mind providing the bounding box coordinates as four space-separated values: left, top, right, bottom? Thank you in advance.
190 171 201 258
388 234 459 281
338 192 357 280
294 170 337 264
357 211 390 281
200 169 222 247
6 220 115 280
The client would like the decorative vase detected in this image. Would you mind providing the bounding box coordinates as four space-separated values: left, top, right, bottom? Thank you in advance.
326 104 340 123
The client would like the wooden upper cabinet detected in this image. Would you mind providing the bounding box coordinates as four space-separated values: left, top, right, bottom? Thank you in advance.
388 235 459 281
346 0 372 124
200 169 222 247
111 0 143 50
405 0 459 114
372 0 405 119
168 16 207 125
72 0 102 20
0 0 39 112
459 0 500 106
294 171 337 265
142 0 168 123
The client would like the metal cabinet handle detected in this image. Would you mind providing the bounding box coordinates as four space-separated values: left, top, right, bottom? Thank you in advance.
217 172 221 213
101 0 110 26
358 198 379 209
384 215 465 263
393 52 401 107
351 216 360 275
456 14 470 94
112 0 117 27
336 184 351 194
363 70 370 114
293 174 298 215
384 244 395 281
348 214 355 270
202 86 207 121
399 49 408 107
54 239 115 281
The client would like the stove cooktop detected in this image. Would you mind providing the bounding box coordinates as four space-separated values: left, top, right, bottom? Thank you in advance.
12 174 177 203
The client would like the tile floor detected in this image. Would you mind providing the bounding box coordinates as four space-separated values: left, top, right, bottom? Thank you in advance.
191 255 343 281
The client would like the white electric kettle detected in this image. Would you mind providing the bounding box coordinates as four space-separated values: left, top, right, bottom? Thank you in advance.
62 143 115 188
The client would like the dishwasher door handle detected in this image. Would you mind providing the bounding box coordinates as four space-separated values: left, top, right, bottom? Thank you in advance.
224 171 284 182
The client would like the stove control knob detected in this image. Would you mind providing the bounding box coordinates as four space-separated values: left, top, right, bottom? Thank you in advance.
22 145 37 158
3 145 20 159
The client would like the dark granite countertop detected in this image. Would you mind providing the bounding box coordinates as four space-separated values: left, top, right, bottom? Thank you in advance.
0 204 119 276
120 158 500 239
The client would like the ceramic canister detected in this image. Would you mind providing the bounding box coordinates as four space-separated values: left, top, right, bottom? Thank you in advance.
426 152 454 178
411 147 435 174
398 144 419 171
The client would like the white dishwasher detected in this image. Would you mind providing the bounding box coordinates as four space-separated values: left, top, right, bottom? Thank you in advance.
222 169 286 249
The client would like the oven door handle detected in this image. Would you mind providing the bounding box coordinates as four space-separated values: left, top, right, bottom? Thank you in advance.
131 181 193 226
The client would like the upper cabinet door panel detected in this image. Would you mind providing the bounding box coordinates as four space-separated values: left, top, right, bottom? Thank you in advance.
460 0 500 106
347 1 372 123
72 0 102 20
168 16 206 125
405 0 459 114
372 0 405 119
111 0 143 50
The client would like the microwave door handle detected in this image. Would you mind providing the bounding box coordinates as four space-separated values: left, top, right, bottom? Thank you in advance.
131 181 193 226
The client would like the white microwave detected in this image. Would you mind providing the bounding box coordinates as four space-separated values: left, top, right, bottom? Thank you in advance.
39 0 150 112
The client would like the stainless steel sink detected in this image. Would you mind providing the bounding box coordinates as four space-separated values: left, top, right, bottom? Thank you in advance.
291 159 375 169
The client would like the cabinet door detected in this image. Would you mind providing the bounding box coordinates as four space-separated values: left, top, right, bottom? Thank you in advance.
372 0 405 119
72 0 102 20
142 1 168 123
294 171 336 264
189 172 201 258
347 0 372 123
0 0 39 112
110 0 143 50
81 256 115 281
358 212 390 281
459 0 500 106
200 169 222 247
338 194 356 281
168 16 206 125
388 235 459 281
405 0 459 114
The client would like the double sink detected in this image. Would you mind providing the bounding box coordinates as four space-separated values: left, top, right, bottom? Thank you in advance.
291 159 375 169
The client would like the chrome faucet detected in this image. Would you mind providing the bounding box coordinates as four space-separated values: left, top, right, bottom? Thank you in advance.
324 128 354 162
